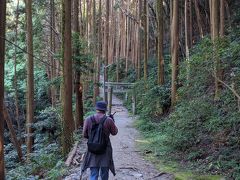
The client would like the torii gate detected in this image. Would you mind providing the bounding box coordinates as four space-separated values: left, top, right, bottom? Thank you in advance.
104 82 136 115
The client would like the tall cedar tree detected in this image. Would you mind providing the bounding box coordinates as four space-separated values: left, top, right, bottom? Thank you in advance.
143 0 149 82
194 0 204 38
211 0 220 100
50 0 56 107
3 105 22 161
171 0 179 107
98 0 102 84
62 0 74 155
185 0 192 83
156 0 165 85
93 0 98 105
220 0 225 37
0 0 6 178
137 0 142 80
73 0 83 129
25 0 34 156
14 0 21 135
105 0 110 74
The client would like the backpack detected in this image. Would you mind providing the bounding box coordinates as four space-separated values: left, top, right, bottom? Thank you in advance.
87 115 108 154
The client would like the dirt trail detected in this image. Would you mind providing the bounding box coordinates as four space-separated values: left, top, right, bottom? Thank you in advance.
64 94 174 180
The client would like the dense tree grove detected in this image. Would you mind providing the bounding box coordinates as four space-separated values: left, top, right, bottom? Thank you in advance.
0 0 240 179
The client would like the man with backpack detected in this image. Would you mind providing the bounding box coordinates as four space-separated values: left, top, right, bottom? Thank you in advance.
82 101 118 180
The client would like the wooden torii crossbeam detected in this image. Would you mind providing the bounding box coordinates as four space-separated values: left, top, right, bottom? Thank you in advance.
104 82 136 115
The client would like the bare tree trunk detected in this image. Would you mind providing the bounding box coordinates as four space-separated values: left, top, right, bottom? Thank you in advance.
209 0 212 38
0 0 6 178
169 0 173 51
194 0 204 38
62 0 74 155
25 0 35 156
92 0 97 105
125 15 129 75
220 0 225 37
97 0 102 89
14 0 21 141
137 0 142 80
189 0 193 47
85 0 89 47
171 0 179 107
3 105 23 161
50 0 56 107
73 0 83 129
109 0 114 65
225 1 231 30
143 0 149 82
157 0 165 85
125 0 130 75
185 0 191 84
105 0 110 71
211 0 220 100
115 9 120 82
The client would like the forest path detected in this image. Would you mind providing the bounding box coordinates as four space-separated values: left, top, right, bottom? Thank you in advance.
64 93 174 179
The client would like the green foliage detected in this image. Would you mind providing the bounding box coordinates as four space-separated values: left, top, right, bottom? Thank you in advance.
5 106 67 179
131 34 240 179
120 59 171 118
72 33 94 75
6 143 66 180
108 58 137 82
34 107 61 136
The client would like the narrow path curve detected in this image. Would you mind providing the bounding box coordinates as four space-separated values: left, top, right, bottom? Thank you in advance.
64 93 174 180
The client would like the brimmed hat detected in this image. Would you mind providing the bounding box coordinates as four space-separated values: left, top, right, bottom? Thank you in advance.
95 101 107 111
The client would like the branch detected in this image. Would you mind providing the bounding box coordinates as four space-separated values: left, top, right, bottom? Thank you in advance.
118 5 144 31
214 74 240 100
65 142 79 166
0 36 62 72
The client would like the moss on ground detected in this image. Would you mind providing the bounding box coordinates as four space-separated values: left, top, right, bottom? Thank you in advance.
136 138 225 180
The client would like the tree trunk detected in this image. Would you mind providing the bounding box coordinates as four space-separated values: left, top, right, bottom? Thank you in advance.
73 0 83 129
93 0 98 105
104 0 110 101
209 0 212 38
125 0 130 75
50 0 56 107
212 0 220 39
143 0 149 82
125 15 129 75
115 9 120 82
26 0 35 156
211 0 220 100
14 0 21 141
194 0 204 38
189 0 193 47
62 0 74 155
0 0 6 178
97 0 102 89
185 0 191 84
225 1 231 30
157 0 165 85
105 0 110 66
220 0 225 37
171 0 179 107
137 0 142 80
3 105 23 161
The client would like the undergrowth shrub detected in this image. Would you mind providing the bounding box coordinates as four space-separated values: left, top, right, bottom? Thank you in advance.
134 35 240 179
6 143 66 180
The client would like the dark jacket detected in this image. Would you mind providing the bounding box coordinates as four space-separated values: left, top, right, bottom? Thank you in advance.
82 112 118 175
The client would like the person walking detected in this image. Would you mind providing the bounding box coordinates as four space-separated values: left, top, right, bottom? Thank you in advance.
82 101 118 180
